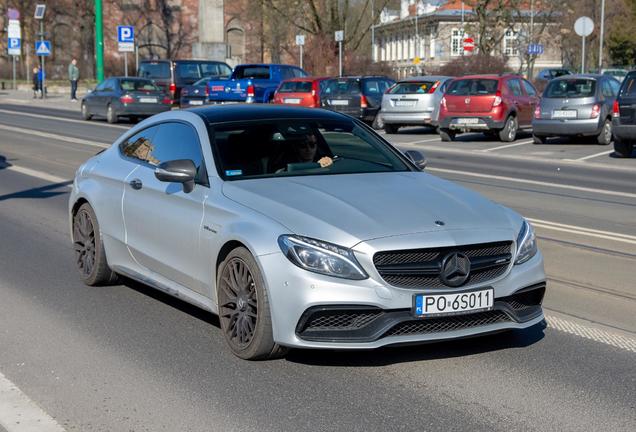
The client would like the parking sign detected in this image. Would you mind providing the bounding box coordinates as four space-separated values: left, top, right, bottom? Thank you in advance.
118 26 134 52
8 38 21 56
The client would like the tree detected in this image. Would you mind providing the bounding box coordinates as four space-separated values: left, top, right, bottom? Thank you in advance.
464 0 521 57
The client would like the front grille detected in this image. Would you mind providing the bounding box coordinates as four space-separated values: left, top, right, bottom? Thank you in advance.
384 310 510 337
304 310 382 331
373 241 513 289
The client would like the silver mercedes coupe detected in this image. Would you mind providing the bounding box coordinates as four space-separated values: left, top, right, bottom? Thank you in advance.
69 105 546 360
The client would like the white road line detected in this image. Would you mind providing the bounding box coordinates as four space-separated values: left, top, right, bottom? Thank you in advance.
427 167 636 199
528 218 636 242
531 222 636 246
0 124 109 149
571 150 614 161
0 370 66 432
481 139 534 152
0 109 129 130
546 314 636 353
399 137 441 145
4 166 72 187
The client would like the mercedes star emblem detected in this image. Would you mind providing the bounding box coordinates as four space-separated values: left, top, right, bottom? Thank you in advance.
440 252 471 287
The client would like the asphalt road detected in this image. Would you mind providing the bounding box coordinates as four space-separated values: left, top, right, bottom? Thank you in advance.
0 103 634 432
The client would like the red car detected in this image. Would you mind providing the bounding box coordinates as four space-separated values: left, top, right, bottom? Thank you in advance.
438 74 540 142
272 77 330 108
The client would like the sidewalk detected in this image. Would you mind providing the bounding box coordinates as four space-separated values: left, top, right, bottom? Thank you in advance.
0 89 83 112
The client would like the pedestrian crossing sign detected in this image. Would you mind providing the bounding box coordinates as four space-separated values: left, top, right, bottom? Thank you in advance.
35 40 51 56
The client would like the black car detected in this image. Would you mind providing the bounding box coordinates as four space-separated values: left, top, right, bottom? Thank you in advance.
138 59 232 105
613 71 636 157
81 77 171 124
179 76 226 108
320 76 395 128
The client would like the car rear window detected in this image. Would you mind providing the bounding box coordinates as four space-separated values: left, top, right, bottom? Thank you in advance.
545 79 596 98
620 76 636 97
278 81 313 93
323 79 361 95
120 79 159 91
388 81 437 94
139 62 170 79
447 79 498 96
234 66 271 80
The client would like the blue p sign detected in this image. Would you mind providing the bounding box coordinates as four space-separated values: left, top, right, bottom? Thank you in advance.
9 38 20 49
117 26 134 43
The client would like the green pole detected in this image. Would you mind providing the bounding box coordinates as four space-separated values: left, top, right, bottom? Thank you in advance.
95 0 104 81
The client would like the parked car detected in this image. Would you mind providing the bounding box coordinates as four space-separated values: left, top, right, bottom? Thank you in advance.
536 68 572 81
379 76 453 134
612 70 636 157
601 68 629 82
272 77 330 108
438 74 540 142
138 59 232 104
320 76 395 128
207 64 307 104
179 76 227 108
81 77 171 124
532 74 620 145
69 104 545 360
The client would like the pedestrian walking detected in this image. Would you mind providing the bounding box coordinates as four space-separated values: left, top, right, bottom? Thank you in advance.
68 58 80 101
37 67 46 99
32 67 41 98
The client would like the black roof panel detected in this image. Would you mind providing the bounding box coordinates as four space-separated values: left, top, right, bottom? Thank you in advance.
194 104 352 124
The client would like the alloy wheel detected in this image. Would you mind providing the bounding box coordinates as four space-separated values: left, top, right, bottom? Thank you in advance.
219 257 258 349
508 117 518 141
73 209 96 278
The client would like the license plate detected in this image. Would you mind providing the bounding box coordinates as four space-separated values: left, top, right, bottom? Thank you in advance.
331 100 349 106
139 97 157 103
189 100 204 105
457 118 480 125
284 98 301 104
395 100 416 107
552 110 577 119
413 288 494 317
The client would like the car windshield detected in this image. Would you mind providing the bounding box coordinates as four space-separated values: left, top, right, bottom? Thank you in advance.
278 81 313 93
620 76 636 97
545 79 596 98
388 81 437 94
209 119 411 180
323 79 361 95
139 62 170 79
447 79 498 96
120 79 159 91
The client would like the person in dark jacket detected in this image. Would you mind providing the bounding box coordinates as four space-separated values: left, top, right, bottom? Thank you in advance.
32 67 40 98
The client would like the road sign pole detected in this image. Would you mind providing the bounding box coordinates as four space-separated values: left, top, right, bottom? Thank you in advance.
135 44 139 74
581 35 586 74
95 0 104 82
299 44 303 69
124 53 128 77
40 20 46 99
339 41 343 77
12 56 16 90
599 0 605 70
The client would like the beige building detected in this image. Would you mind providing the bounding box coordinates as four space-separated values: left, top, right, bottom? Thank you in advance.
373 0 564 78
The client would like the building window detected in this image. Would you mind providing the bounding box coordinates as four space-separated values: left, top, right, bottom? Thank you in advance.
503 29 518 56
450 28 464 57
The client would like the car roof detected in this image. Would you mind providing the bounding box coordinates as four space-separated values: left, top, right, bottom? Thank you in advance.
398 75 452 82
552 74 602 80
195 104 352 124
281 76 330 82
111 76 151 80
325 76 393 80
456 74 516 80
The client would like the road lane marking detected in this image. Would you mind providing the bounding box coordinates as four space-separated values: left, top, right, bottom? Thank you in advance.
569 150 614 162
0 109 129 130
0 370 66 432
4 166 72 188
0 124 109 149
480 139 534 152
530 220 636 246
546 314 636 353
427 167 636 199
528 218 636 242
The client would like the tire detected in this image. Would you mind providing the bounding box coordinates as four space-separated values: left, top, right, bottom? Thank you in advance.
614 138 634 158
106 104 118 124
533 134 546 144
439 128 456 142
498 116 518 142
371 115 384 130
597 119 612 145
217 247 287 360
384 124 399 134
81 102 92 120
129 115 140 123
72 203 118 286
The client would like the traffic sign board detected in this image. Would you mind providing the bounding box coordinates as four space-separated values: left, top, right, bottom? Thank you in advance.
335 30 344 42
296 35 305 46
574 16 594 37
35 40 51 56
8 20 21 39
463 37 475 52
118 26 134 43
527 43 544 55
8 38 21 56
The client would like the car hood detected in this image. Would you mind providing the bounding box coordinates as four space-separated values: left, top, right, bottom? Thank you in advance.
222 172 518 247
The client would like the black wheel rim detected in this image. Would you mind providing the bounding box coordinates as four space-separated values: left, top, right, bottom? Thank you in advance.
73 210 96 278
219 258 258 349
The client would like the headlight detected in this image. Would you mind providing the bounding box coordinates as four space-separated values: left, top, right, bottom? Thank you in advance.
278 235 368 280
515 220 537 265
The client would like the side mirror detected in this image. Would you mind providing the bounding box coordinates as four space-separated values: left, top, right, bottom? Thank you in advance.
154 159 197 193
404 150 427 170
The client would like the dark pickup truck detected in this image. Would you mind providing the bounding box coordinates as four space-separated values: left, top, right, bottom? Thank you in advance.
207 64 307 104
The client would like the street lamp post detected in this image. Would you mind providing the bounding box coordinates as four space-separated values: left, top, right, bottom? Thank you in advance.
599 0 605 70
95 0 104 82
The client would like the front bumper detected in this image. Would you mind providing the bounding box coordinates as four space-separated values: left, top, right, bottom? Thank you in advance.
381 111 437 126
259 249 546 349
532 118 601 136
439 116 506 132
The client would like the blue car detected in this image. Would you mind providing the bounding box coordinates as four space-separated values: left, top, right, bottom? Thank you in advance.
179 75 229 108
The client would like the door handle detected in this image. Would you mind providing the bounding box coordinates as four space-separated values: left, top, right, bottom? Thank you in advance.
129 178 143 190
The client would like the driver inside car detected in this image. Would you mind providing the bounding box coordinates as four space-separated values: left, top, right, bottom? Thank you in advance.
272 132 334 173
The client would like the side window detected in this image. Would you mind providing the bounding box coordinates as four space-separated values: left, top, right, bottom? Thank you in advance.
293 68 308 78
94 81 107 91
103 79 116 92
522 80 537 97
363 80 381 95
280 67 295 80
601 80 614 98
508 79 523 97
609 79 621 96
120 126 160 164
